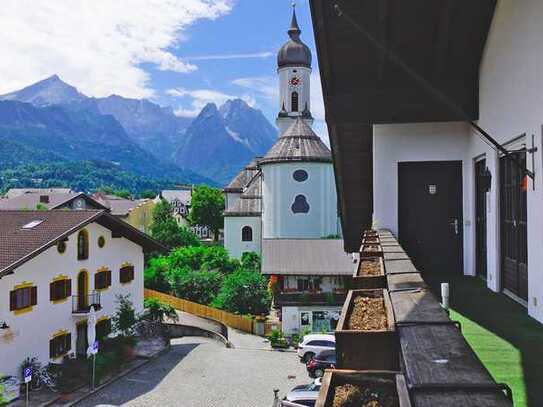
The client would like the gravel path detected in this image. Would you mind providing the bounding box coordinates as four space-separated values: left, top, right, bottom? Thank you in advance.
75 336 307 407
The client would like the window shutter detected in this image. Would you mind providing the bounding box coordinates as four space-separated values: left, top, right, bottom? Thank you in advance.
65 333 72 352
106 269 112 287
30 286 38 306
66 279 72 297
9 290 17 311
120 268 126 283
50 282 56 301
95 272 100 289
50 338 56 358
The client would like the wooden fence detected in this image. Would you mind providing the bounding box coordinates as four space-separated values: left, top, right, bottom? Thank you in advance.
144 289 254 334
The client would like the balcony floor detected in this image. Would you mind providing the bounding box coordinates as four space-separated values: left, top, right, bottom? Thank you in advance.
425 272 543 407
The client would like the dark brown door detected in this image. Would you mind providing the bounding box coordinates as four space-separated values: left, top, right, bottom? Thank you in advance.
398 161 464 275
77 271 87 310
500 152 528 301
475 159 488 279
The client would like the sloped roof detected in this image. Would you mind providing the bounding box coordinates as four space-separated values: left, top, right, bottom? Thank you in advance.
161 189 192 205
0 192 107 211
224 160 260 192
5 188 72 199
0 210 166 278
92 193 147 216
259 118 332 165
224 173 262 217
262 239 354 275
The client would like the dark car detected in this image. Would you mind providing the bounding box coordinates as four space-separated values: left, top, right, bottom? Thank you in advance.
306 349 336 378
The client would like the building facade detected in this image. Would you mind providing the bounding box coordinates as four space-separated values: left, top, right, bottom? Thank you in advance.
224 8 348 335
0 210 164 378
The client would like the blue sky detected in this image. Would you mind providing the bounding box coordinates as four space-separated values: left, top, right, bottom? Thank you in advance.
0 0 327 139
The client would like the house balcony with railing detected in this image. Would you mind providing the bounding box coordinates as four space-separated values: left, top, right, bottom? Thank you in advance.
72 291 102 315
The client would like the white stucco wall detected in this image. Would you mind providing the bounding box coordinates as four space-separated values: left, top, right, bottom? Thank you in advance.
373 122 472 274
261 162 339 239
224 216 262 259
282 305 342 335
371 0 543 324
0 222 144 377
472 0 543 321
276 66 312 134
225 192 241 211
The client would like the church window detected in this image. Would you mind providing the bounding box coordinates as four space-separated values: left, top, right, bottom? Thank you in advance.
242 226 253 242
293 169 308 182
291 91 299 112
291 195 310 214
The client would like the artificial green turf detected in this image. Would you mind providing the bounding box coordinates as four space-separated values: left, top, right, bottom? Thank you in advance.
426 273 543 407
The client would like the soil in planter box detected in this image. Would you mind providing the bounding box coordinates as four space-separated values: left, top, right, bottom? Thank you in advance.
332 383 399 407
364 237 380 244
358 259 382 277
348 296 387 330
363 245 381 254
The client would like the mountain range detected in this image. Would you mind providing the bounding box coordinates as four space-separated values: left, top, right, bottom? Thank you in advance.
0 75 277 190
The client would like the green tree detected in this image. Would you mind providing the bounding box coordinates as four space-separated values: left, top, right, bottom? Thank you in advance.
189 185 224 241
112 294 137 337
140 190 157 199
241 252 261 272
113 189 132 199
150 199 200 248
144 257 171 292
212 269 271 315
143 298 179 323
170 268 223 305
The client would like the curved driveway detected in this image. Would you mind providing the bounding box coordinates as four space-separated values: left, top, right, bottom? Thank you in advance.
76 336 307 407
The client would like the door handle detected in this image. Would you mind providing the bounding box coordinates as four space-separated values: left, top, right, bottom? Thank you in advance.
449 219 459 235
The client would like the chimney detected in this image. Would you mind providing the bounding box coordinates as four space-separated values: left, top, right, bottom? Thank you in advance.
39 195 50 204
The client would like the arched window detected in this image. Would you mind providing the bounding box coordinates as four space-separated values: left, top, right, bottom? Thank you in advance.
242 226 253 242
291 91 299 112
77 230 89 260
291 195 310 214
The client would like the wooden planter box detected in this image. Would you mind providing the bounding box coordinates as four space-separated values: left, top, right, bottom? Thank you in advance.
335 289 399 371
360 243 384 258
350 257 386 290
316 370 412 407
363 230 379 238
362 235 380 245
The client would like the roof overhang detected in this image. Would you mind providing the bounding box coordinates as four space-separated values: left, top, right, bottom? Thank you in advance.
310 0 496 252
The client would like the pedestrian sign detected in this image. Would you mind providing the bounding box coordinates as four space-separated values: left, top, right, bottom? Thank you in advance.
23 367 32 383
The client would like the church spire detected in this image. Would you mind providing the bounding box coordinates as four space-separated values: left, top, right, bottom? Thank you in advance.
288 2 301 40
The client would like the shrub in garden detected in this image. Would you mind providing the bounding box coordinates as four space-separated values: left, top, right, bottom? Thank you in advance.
170 268 223 305
144 257 171 292
212 268 271 315
143 298 179 323
112 294 137 338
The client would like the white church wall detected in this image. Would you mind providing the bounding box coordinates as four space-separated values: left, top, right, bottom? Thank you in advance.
276 66 312 134
224 216 261 259
225 192 241 211
261 162 338 239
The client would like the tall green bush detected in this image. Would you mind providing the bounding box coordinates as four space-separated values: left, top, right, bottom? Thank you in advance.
212 269 271 315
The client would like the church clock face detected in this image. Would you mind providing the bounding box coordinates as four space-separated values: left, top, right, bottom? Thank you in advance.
289 76 301 87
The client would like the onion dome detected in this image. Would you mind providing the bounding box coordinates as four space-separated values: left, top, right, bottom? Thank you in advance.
259 117 331 165
277 7 312 69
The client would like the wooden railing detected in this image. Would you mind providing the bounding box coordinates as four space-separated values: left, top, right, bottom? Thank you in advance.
144 289 254 334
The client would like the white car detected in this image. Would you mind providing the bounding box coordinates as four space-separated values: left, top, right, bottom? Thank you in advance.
297 334 335 363
281 378 321 407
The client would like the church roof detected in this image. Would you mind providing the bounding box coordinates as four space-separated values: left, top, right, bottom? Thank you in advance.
224 173 262 217
259 117 332 165
223 160 260 192
277 8 312 69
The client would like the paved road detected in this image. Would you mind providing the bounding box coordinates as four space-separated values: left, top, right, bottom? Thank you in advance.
76 337 307 407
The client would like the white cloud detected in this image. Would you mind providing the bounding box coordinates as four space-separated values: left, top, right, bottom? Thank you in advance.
232 76 279 100
0 0 233 98
168 87 256 117
183 51 274 61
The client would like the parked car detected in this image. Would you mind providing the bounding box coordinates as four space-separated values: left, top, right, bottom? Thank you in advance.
284 377 321 404
281 395 317 407
297 334 335 363
306 349 336 378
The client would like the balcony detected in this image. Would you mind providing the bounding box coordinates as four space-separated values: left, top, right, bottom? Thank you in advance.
72 292 102 315
274 291 347 307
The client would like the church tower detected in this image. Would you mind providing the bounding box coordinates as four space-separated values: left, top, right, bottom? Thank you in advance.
276 5 313 134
